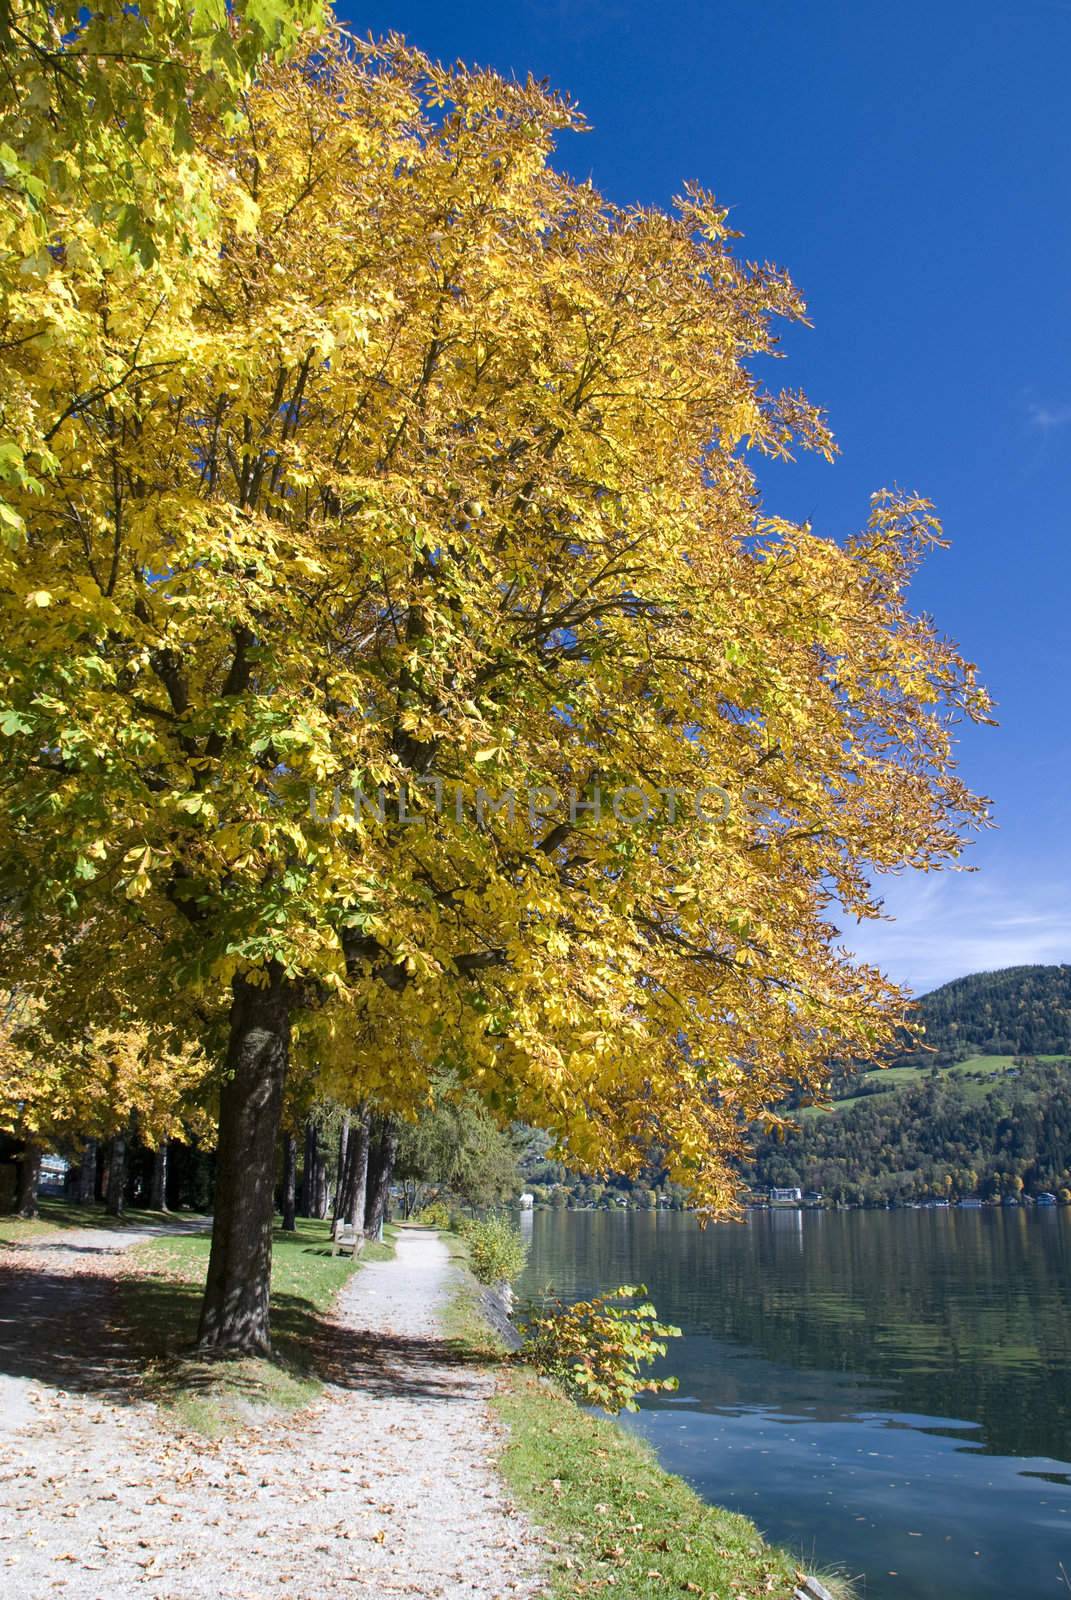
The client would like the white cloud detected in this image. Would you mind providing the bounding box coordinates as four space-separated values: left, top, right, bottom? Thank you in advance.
1027 400 1071 430
841 872 1071 996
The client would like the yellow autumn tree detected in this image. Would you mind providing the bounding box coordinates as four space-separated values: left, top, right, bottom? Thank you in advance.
0 31 989 1351
0 989 214 1215
1 0 324 546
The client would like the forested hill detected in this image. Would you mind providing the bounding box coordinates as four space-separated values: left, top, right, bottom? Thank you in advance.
746 965 1071 1205
749 1060 1071 1205
895 964 1071 1064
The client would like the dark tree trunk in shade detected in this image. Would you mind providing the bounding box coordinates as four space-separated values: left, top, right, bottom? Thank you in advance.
333 1121 352 1230
106 1131 127 1217
150 1140 169 1211
16 1142 41 1218
315 1147 329 1218
77 1138 97 1204
334 1105 370 1234
196 966 290 1356
331 1112 351 1231
300 1119 319 1217
281 1132 297 1232
364 1115 399 1239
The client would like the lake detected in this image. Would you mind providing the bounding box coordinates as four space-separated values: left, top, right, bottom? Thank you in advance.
516 1207 1071 1600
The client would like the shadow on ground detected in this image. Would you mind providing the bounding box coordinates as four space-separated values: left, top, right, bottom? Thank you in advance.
0 1263 139 1398
305 1315 494 1405
0 1246 493 1412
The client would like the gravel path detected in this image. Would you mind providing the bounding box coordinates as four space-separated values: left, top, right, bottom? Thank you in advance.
0 1217 211 1401
2 1216 212 1255
0 1225 545 1600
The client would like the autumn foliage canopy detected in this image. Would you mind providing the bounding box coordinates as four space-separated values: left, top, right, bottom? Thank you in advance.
0 14 989 1339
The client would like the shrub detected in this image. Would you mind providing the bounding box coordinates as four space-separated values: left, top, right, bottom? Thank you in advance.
461 1212 529 1286
414 1200 452 1229
519 1284 681 1413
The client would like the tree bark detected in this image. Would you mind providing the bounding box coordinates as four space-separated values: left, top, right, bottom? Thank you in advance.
300 1119 319 1218
77 1138 97 1204
16 1141 41 1218
106 1131 127 1218
281 1131 297 1232
348 1107 371 1231
150 1140 169 1212
364 1115 399 1240
331 1111 351 1233
333 1122 352 1231
333 1104 371 1235
315 1144 328 1218
196 966 290 1356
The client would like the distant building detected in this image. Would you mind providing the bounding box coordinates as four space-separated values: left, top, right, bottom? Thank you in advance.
770 1186 802 1204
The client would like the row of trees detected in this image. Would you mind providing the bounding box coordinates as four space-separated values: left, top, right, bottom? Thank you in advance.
1 1072 521 1233
518 1132 692 1208
0 1004 213 1214
0 4 990 1352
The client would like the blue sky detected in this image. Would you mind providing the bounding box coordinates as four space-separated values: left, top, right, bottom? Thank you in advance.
343 0 1071 994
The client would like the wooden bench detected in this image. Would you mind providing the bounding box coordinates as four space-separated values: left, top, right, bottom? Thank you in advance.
331 1223 364 1258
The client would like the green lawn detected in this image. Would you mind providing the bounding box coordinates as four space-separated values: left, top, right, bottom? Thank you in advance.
0 1199 192 1247
120 1218 396 1434
438 1228 512 1360
494 1371 820 1600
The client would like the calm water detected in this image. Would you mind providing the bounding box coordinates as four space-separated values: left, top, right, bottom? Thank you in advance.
516 1207 1071 1600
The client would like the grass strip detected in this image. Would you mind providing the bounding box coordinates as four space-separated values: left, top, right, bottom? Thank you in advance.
119 1218 396 1435
494 1370 806 1600
0 1199 184 1246
445 1233 849 1600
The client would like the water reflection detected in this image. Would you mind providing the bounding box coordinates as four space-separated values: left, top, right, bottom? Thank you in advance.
517 1208 1071 1600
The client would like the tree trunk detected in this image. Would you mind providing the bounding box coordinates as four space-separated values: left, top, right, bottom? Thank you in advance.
16 1142 41 1218
348 1107 371 1231
333 1122 354 1231
196 966 290 1356
106 1131 127 1218
333 1105 371 1235
331 1111 351 1233
300 1119 319 1217
364 1116 399 1240
150 1139 169 1212
77 1138 97 1204
281 1131 297 1232
315 1146 329 1218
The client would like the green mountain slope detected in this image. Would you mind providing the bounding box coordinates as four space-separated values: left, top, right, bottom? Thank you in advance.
894 963 1071 1064
747 965 1071 1204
